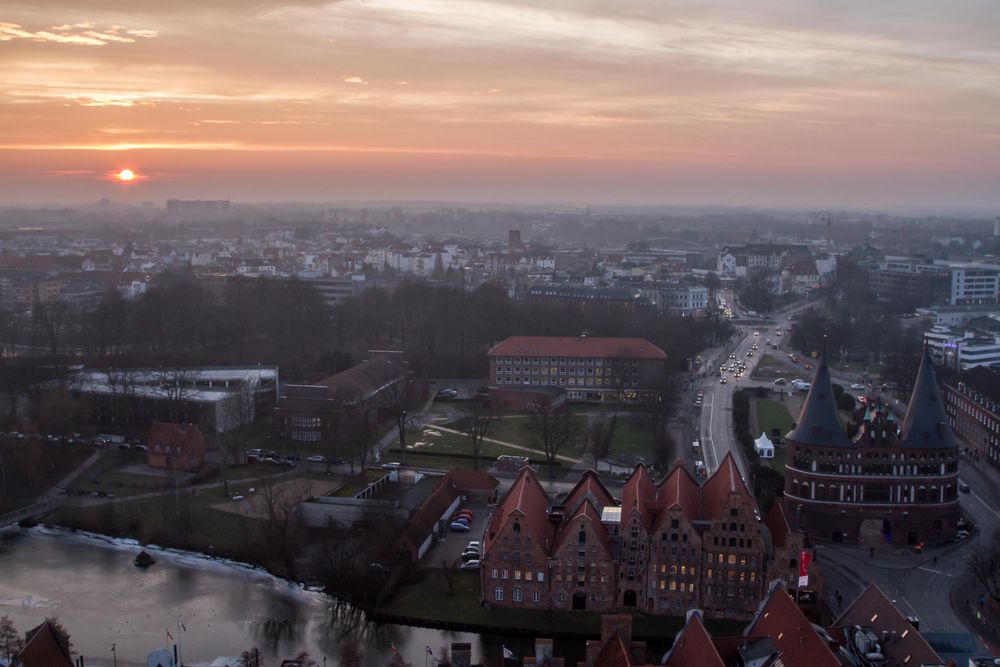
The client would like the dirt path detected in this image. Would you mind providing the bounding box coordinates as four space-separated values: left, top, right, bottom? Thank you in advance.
430 424 584 464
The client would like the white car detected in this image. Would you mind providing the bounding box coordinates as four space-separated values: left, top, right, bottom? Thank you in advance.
850 383 866 390
305 455 326 463
381 462 402 470
459 560 480 570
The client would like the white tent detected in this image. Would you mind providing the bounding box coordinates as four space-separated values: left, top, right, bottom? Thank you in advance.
754 432 775 458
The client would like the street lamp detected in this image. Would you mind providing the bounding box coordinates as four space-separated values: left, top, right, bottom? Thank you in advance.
398 408 407 466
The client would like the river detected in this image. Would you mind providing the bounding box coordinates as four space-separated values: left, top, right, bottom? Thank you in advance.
0 527 532 667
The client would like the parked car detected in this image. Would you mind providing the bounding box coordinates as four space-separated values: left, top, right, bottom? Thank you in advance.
434 388 459 401
452 517 471 527
773 378 787 385
466 541 481 551
381 462 402 470
261 457 282 465
245 454 261 464
286 454 303 462
305 455 326 463
959 482 971 493
459 559 480 570
461 551 480 561
231 495 244 501
450 522 471 532
117 442 132 451
133 444 148 453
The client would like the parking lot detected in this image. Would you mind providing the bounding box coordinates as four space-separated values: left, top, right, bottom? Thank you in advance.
423 499 492 568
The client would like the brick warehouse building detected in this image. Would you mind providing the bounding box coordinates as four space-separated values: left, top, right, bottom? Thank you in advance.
486 335 667 402
480 461 817 620
943 365 1000 469
783 348 960 545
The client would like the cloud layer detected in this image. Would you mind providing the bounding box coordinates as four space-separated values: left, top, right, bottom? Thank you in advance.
1 0 998 206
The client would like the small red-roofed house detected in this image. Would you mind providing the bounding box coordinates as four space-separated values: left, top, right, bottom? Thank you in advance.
148 421 206 470
13 621 75 667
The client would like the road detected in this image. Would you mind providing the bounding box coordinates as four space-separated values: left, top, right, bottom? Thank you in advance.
695 293 816 479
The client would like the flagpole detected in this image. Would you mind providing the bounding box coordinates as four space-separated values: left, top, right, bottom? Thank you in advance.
177 615 183 666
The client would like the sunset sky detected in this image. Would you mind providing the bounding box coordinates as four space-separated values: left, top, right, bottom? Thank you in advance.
3 0 999 207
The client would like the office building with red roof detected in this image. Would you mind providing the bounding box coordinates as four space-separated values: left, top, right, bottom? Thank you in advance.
480 458 811 620
486 336 667 402
784 349 961 545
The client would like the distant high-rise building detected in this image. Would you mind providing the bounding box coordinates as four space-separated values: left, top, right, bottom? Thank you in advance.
508 229 522 248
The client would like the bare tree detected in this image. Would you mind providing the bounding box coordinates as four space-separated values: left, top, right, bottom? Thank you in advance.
457 400 496 471
104 367 138 426
968 529 1000 605
521 406 581 479
251 472 312 577
0 615 22 661
588 413 616 469
344 414 375 475
32 299 68 357
152 368 197 422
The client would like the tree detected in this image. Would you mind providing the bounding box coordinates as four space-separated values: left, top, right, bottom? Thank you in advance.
587 414 615 469
344 415 375 475
521 406 581 479
457 400 496 471
0 615 21 661
152 368 197 422
251 472 312 577
968 529 1000 605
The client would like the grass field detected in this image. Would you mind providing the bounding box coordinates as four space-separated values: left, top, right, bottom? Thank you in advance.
608 417 654 457
753 398 794 474
749 354 791 379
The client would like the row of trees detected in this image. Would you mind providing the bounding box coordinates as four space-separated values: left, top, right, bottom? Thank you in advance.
333 280 733 378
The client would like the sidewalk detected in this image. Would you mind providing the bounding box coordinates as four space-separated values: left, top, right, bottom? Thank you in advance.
951 574 1000 654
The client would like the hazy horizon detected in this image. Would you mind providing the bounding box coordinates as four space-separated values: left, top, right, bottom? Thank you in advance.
3 1 1000 208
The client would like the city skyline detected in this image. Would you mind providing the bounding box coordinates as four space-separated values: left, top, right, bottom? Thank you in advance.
2 0 1000 207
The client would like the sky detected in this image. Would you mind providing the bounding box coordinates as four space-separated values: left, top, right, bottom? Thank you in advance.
2 0 999 208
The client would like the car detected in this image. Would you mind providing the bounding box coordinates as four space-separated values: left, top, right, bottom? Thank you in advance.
459 559 480 570
434 388 459 401
245 454 261 463
461 551 480 561
450 522 471 532
773 378 787 385
453 510 473 520
719 377 727 384
247 448 263 457
729 354 736 359
329 456 345 464
133 444 148 453
305 455 326 463
466 541 481 551
381 462 402 470
261 457 282 465
231 495 244 501
286 454 303 462
850 383 865 390
117 442 132 450
803 362 813 370
959 482 971 493
452 517 471 527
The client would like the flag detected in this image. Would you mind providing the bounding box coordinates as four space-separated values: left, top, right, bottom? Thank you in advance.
502 646 516 660
179 620 187 632
426 645 434 655
391 643 400 656
166 628 174 641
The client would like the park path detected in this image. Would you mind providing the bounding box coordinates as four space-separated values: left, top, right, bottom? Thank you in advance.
428 424 584 464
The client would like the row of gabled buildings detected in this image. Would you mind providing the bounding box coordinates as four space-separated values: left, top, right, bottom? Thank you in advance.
525 581 970 666
479 456 818 621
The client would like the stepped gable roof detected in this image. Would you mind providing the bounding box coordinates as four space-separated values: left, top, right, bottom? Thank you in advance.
487 336 667 360
485 466 551 551
901 348 960 449
654 461 702 526
621 464 658 530
561 469 616 517
703 453 753 519
786 354 853 448
664 611 726 667
833 583 943 667
16 621 75 667
745 583 842 667
763 502 792 549
552 497 612 556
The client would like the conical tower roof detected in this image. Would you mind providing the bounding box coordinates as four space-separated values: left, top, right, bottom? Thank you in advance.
786 353 852 448
901 348 960 448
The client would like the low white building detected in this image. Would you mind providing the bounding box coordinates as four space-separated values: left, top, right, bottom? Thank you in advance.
925 321 1000 371
754 432 775 458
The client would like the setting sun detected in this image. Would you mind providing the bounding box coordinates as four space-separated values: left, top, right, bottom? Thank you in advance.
117 168 135 182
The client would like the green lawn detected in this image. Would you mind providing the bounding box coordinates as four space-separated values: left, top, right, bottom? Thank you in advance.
749 354 789 379
754 398 795 437
753 399 794 474
608 417 654 457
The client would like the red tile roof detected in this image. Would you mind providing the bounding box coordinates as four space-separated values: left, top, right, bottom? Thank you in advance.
664 612 726 667
703 453 754 519
764 501 792 549
621 465 658 530
487 336 667 360
561 469 615 515
551 498 612 557
833 583 943 667
655 461 702 524
444 467 499 492
746 583 842 667
592 636 633 667
16 621 75 667
485 467 551 551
